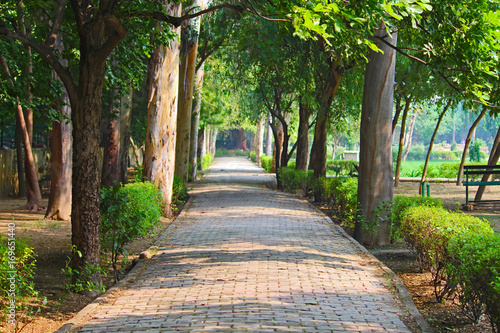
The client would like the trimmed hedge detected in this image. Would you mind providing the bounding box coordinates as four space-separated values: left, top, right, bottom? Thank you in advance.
447 232 500 330
260 156 273 173
401 206 499 330
278 166 313 193
202 153 214 171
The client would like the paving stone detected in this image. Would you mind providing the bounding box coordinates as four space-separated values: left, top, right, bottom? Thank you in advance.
72 157 416 332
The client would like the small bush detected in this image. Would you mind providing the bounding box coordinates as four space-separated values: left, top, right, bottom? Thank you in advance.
391 195 442 240
401 206 493 300
0 235 37 303
327 161 358 176
431 151 457 161
260 156 273 173
248 151 257 162
279 166 313 194
215 149 247 157
100 181 163 281
314 177 358 227
202 153 214 170
172 175 189 206
447 232 500 331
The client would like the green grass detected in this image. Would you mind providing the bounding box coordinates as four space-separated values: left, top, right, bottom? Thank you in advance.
397 160 458 177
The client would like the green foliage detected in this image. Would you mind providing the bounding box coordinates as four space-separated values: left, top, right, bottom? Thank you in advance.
202 153 214 171
327 161 358 176
313 177 358 227
401 206 493 301
172 175 189 207
248 151 257 162
260 156 273 173
0 235 37 304
447 232 500 330
61 246 106 294
100 181 163 282
469 139 486 162
391 195 443 240
278 166 314 193
215 149 247 157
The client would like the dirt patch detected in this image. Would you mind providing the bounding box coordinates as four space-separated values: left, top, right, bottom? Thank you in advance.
0 199 175 333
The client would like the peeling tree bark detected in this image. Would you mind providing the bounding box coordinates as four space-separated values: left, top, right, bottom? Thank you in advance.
354 26 397 246
189 64 204 181
143 1 182 219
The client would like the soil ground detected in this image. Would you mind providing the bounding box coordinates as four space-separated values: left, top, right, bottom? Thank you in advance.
0 181 499 333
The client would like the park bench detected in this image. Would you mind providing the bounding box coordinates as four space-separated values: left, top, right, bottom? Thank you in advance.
463 165 500 205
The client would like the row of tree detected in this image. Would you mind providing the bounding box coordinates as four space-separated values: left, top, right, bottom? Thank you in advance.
1 0 500 291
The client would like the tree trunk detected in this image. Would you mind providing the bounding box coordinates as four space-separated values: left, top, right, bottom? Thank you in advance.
402 112 417 162
354 26 397 246
253 116 264 166
210 127 217 156
175 21 199 182
420 98 452 191
119 87 133 184
0 53 41 209
46 33 72 221
266 113 273 157
101 82 121 187
456 107 488 185
474 125 500 201
143 1 182 219
189 64 204 181
392 95 402 134
69 14 126 293
309 59 344 179
394 95 411 187
15 114 26 197
46 88 72 220
198 126 206 169
296 100 311 170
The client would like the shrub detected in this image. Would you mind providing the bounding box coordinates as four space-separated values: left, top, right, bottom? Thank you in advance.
391 195 442 240
0 235 37 303
215 149 247 157
314 177 358 226
401 206 493 300
172 175 189 206
431 151 457 161
436 162 460 178
279 166 313 194
100 181 163 281
248 151 257 162
260 156 273 173
327 161 358 176
202 153 214 170
447 232 500 331
469 139 485 162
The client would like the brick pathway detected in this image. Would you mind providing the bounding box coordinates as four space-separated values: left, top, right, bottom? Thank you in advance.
60 157 425 332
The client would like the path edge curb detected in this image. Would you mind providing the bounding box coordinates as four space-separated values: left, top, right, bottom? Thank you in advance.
54 196 194 333
310 200 434 333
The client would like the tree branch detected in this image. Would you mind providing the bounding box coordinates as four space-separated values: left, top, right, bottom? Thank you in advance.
127 4 245 27
0 25 76 104
45 0 69 49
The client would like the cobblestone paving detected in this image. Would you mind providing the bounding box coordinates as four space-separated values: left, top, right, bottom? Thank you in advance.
75 157 413 332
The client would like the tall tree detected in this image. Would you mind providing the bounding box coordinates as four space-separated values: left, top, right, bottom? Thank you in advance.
175 0 207 182
0 0 242 291
143 1 182 219
354 26 397 246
